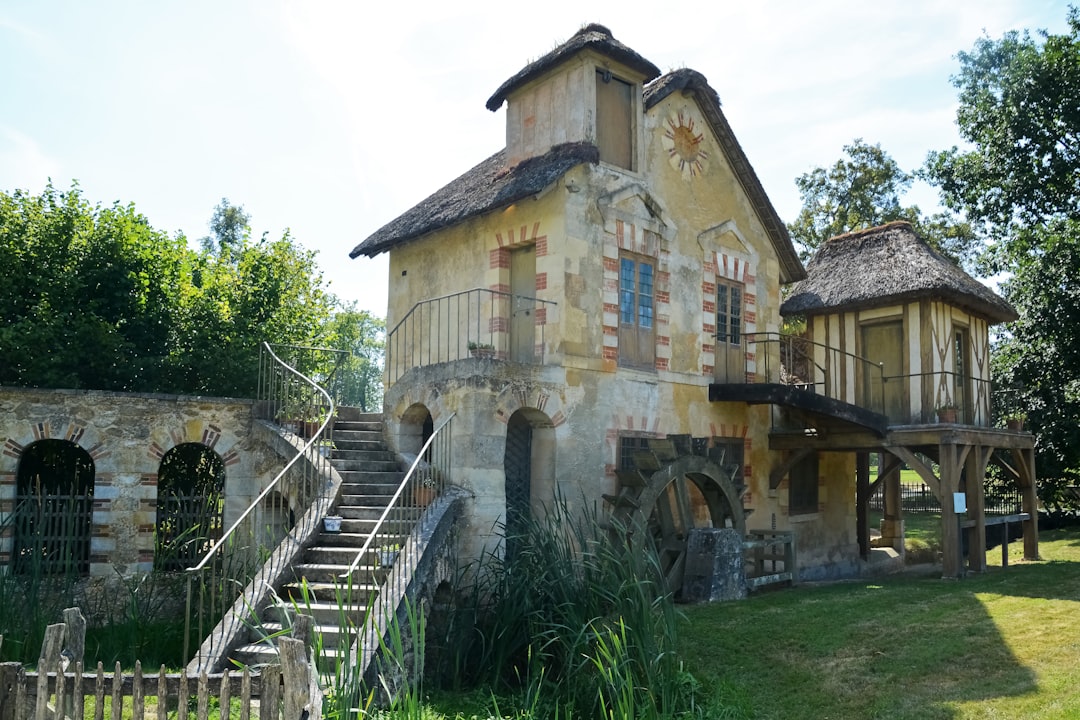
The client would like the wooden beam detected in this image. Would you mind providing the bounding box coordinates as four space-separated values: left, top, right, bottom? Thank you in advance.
769 448 814 490
884 445 941 500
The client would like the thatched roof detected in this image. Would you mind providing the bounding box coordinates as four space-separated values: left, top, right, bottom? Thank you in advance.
780 221 1017 323
486 24 661 112
349 142 598 258
645 69 805 283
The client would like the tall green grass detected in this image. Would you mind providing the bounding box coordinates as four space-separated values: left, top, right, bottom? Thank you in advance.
428 495 706 719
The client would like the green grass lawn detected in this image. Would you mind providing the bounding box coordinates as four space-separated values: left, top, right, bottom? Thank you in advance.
678 527 1080 719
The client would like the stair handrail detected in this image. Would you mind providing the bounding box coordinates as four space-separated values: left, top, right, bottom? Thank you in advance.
339 412 456 583
183 341 337 665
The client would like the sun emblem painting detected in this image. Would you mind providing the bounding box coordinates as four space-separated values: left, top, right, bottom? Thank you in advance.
662 110 709 178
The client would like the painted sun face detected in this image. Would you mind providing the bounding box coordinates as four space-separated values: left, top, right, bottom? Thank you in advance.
662 110 709 178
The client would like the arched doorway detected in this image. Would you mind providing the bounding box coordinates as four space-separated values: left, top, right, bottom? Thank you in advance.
503 409 555 558
155 443 225 571
14 439 95 575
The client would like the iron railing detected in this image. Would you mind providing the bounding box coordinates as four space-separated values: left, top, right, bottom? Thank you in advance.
343 413 455 672
868 481 1022 515
386 288 556 383
183 342 338 665
714 332 998 427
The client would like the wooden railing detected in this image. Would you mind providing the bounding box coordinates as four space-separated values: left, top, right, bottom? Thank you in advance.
4 608 320 720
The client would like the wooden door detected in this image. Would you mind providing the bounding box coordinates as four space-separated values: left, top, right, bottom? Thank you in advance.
954 327 971 423
861 321 905 422
510 246 536 363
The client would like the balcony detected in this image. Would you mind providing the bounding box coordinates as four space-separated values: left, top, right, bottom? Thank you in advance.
709 332 1006 431
386 288 557 384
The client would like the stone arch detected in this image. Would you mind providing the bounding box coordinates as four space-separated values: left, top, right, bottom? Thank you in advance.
13 438 95 575
493 381 568 432
502 407 556 558
399 403 435 459
154 442 226 571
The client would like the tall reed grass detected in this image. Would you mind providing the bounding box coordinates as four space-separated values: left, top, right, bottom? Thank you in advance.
428 495 704 719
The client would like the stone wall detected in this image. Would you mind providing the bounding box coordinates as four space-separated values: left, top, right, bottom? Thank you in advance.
0 387 284 578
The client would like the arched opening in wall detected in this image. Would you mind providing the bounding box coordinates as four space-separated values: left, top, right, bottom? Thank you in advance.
155 443 225 571
260 491 295 549
399 404 434 462
13 439 95 575
503 408 555 559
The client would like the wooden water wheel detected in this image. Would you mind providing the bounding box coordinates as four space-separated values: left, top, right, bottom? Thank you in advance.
606 436 749 597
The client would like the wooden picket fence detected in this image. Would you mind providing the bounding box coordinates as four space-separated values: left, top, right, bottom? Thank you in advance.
0 609 320 720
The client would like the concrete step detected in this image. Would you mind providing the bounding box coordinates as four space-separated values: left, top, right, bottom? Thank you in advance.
333 458 399 472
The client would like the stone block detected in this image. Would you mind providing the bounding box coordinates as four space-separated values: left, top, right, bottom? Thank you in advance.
682 528 746 603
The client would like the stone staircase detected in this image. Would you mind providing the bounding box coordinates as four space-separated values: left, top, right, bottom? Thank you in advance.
229 409 421 668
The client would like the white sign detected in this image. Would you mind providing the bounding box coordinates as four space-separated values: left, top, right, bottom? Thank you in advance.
953 492 967 514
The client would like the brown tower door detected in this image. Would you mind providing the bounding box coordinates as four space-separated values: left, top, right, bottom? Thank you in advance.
861 321 905 422
510 246 536 363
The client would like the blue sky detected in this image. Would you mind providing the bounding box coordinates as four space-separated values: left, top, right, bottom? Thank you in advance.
0 1 1072 315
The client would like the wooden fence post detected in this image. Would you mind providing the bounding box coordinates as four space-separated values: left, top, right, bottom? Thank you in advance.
0 662 25 720
61 608 86 668
279 637 321 720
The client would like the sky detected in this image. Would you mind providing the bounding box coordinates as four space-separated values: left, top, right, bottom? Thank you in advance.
0 1 1072 316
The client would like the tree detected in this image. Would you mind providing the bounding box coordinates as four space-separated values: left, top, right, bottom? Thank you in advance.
925 8 1080 237
201 198 251 256
789 139 978 266
926 8 1080 502
0 184 336 397
325 305 385 411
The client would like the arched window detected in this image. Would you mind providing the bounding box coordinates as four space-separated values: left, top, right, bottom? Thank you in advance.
14 440 95 575
155 443 225 571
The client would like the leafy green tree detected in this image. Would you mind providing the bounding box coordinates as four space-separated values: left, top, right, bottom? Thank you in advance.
926 9 1080 502
925 8 1080 236
0 184 337 397
325 305 385 411
789 139 977 265
201 197 251 256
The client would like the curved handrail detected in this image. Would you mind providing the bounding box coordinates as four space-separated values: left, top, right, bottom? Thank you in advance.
183 341 337 665
188 344 335 574
340 412 455 581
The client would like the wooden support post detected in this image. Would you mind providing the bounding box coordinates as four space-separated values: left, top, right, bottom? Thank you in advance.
965 446 987 573
880 453 904 554
939 443 962 579
856 452 870 560
1012 447 1040 560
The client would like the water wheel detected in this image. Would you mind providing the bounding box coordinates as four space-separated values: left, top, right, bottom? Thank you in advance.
606 436 748 597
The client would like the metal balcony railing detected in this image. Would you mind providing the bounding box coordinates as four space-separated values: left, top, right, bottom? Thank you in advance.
385 288 556 384
713 332 997 427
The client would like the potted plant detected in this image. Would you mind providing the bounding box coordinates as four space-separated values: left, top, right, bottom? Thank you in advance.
1004 412 1026 431
936 402 959 424
467 341 496 359
413 471 438 507
377 544 399 568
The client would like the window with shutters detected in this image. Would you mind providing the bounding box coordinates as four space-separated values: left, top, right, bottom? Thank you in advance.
717 280 743 346
596 70 634 170
619 253 655 369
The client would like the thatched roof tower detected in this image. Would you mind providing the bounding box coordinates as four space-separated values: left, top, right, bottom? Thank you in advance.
780 221 1016 323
